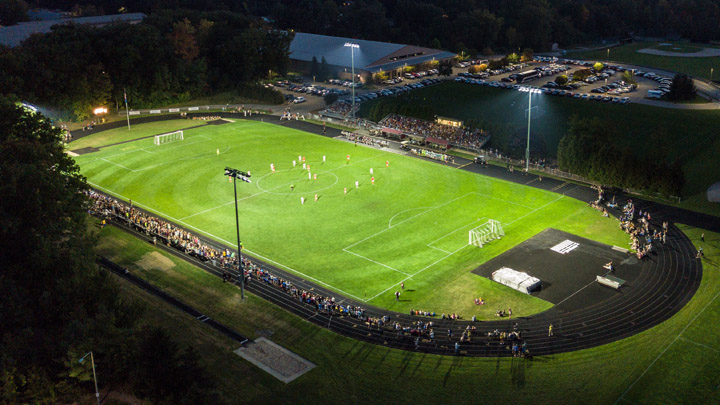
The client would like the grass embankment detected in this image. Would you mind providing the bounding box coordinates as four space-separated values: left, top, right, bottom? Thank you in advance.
69 120 205 150
568 41 720 80
95 218 720 404
359 81 720 216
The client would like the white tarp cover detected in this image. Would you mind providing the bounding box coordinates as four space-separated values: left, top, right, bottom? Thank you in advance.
492 267 541 294
707 182 720 202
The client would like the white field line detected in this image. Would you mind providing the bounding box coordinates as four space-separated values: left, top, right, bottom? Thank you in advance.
678 337 720 353
367 243 471 302
616 290 720 404
344 192 476 251
387 207 433 228
341 249 410 276
100 158 136 172
181 153 387 221
428 245 452 254
88 182 367 303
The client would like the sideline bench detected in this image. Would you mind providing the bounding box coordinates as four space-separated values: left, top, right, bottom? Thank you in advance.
597 274 625 289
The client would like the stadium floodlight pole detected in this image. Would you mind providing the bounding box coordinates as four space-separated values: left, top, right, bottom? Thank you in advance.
79 351 100 405
224 167 252 300
344 42 359 119
526 89 532 172
123 88 130 130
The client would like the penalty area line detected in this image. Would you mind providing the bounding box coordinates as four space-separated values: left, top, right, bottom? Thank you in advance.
87 182 368 303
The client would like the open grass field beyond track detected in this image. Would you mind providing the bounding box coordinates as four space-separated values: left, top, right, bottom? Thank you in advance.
74 119 631 318
568 41 720 79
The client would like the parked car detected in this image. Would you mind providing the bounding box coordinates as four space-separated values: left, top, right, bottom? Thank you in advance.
293 96 306 104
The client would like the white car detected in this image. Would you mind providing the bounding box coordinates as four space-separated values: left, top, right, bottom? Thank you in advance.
293 96 306 104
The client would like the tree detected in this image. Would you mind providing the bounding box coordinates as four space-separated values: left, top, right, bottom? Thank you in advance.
555 74 569 85
168 18 199 61
572 68 592 82
622 70 637 85
593 62 604 72
438 60 453 76
310 56 320 79
521 48 534 62
373 71 389 84
667 74 697 101
0 98 137 402
318 56 331 82
488 59 504 70
469 65 483 74
506 52 519 64
430 38 442 49
0 0 28 26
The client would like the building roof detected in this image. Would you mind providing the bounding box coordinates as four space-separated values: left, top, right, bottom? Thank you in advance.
0 13 145 47
289 32 455 73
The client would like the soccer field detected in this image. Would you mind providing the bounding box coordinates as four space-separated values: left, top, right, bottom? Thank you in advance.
74 119 629 317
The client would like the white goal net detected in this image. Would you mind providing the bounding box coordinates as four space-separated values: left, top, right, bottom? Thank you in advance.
154 130 184 145
469 219 505 248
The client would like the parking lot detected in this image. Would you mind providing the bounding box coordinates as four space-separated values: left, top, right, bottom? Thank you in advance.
271 56 691 117
452 56 679 104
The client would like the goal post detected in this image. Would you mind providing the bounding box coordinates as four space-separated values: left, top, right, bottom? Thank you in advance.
469 219 505 248
154 130 184 145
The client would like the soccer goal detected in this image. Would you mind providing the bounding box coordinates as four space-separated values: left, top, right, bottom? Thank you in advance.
154 130 184 145
469 219 505 248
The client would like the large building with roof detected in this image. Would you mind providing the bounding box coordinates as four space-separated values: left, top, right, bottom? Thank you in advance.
0 13 145 48
289 32 456 82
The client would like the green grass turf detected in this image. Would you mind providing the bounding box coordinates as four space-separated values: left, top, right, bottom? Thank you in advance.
74 119 631 318
94 219 720 403
359 81 720 215
69 119 205 150
568 41 720 80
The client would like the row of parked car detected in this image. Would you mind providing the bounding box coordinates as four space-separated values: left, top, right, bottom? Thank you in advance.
638 71 673 98
403 68 440 79
343 78 442 104
454 76 631 104
590 81 637 95
327 78 362 88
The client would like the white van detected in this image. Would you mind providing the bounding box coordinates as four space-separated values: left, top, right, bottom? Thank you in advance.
647 89 664 99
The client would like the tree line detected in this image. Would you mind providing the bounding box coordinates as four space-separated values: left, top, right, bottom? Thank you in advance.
0 96 226 403
558 115 684 196
0 10 292 120
25 1 720 57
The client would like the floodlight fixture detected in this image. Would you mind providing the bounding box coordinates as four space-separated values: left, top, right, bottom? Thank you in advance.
344 42 359 49
93 107 108 115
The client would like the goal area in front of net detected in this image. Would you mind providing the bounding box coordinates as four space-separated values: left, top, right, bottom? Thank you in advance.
154 130 184 145
469 219 505 247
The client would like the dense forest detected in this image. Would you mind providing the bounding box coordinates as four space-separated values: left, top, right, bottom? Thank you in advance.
22 0 720 52
3 0 720 119
0 9 292 119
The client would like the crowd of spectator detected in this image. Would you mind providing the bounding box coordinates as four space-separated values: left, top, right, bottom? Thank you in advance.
322 101 354 117
190 115 222 121
87 190 537 355
379 114 489 151
342 131 389 148
589 186 666 260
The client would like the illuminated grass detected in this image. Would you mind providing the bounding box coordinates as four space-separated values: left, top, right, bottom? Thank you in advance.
76 119 629 318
